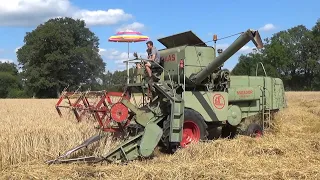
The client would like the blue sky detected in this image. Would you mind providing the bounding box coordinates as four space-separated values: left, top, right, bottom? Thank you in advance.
0 0 319 72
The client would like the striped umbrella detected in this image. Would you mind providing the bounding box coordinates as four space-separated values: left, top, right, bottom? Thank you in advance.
108 31 149 83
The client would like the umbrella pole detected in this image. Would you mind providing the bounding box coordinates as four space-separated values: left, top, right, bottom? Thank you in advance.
127 42 129 84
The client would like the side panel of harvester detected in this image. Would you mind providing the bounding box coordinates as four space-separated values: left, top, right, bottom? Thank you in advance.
272 78 286 109
228 75 286 119
160 46 216 84
182 75 287 123
183 91 229 122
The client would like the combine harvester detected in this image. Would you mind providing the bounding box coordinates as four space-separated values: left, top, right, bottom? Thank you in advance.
48 28 287 164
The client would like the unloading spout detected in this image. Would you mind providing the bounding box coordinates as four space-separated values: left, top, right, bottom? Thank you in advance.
191 29 263 84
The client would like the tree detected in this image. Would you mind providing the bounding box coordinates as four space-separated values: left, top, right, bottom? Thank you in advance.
263 25 316 90
0 62 23 98
16 17 105 98
232 21 320 91
309 19 320 89
0 62 18 75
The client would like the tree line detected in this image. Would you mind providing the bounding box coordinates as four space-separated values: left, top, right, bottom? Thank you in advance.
232 20 320 90
0 17 319 98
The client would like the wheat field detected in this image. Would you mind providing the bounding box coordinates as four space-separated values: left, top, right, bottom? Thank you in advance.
0 92 320 179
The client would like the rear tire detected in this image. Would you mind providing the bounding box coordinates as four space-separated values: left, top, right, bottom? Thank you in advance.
245 123 263 138
161 108 208 153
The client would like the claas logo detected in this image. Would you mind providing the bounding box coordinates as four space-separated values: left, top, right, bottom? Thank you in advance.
162 54 176 62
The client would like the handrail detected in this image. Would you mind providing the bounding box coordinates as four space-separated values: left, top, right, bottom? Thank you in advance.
123 58 174 91
255 62 267 77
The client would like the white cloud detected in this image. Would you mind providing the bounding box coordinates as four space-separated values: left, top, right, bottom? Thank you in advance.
259 23 276 32
216 43 255 54
15 46 21 53
0 59 13 63
98 48 106 55
239 45 254 54
99 48 147 71
116 22 145 32
216 43 229 50
0 0 134 27
73 9 133 26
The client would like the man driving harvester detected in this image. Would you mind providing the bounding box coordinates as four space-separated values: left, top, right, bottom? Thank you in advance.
145 41 160 83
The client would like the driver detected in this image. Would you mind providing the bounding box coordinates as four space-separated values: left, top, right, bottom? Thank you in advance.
144 41 160 82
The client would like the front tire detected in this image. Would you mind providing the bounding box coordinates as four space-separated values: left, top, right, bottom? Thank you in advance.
161 108 208 153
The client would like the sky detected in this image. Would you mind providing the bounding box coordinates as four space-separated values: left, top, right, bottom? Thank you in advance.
0 0 319 72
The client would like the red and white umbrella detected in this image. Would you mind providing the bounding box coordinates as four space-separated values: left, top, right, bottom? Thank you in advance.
108 31 149 83
108 31 149 59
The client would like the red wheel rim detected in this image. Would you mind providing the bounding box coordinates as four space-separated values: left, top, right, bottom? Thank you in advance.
255 130 262 138
180 120 201 148
110 103 129 123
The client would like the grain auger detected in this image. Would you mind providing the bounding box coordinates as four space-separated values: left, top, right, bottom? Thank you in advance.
47 28 287 165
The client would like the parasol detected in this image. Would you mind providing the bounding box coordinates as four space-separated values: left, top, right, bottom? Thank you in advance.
108 31 149 84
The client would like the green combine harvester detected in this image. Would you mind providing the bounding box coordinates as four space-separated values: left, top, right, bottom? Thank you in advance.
47 28 287 164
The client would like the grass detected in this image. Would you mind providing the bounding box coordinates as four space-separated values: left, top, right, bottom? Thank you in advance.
0 92 320 179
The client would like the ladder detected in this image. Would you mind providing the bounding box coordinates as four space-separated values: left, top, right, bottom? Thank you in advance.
261 79 271 130
153 83 184 143
256 62 271 130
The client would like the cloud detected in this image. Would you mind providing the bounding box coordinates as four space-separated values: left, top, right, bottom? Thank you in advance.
99 48 147 71
98 48 106 55
73 9 133 26
259 23 276 32
0 59 13 63
116 22 145 32
0 0 134 27
216 43 256 54
239 45 255 54
15 46 21 53
216 43 229 50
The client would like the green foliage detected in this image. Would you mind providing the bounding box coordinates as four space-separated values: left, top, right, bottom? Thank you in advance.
232 19 320 91
101 70 131 91
16 17 105 98
7 89 29 98
0 72 18 98
0 62 25 98
0 62 18 75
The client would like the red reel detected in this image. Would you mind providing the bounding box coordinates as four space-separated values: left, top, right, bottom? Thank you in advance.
93 91 131 132
110 103 129 123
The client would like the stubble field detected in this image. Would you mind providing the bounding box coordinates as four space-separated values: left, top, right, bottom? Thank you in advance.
0 92 320 179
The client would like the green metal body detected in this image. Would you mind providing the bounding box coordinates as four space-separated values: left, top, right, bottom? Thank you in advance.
48 29 287 164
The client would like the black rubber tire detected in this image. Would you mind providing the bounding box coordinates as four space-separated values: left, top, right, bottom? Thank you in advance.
245 123 263 137
161 108 208 153
221 123 237 139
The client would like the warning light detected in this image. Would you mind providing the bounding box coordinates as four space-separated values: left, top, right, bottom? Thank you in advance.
179 59 184 69
213 34 217 41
